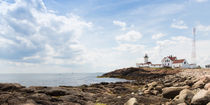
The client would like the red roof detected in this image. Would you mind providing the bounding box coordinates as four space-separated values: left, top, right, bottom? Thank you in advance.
146 62 152 64
168 56 177 61
173 59 185 64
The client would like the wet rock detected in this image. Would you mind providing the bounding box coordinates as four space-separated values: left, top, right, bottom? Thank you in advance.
59 93 93 105
30 93 50 100
191 89 210 105
7 98 22 105
124 98 137 105
112 86 131 94
162 86 189 99
46 88 68 96
0 83 25 91
0 94 11 104
20 88 34 93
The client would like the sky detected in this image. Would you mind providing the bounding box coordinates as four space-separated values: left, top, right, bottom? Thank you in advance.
0 0 210 73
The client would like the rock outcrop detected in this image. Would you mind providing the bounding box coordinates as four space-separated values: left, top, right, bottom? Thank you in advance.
0 68 210 105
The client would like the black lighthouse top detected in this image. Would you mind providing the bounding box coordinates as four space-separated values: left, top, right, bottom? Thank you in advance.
144 54 148 58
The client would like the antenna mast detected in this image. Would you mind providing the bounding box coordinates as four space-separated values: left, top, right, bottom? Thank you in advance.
192 27 196 64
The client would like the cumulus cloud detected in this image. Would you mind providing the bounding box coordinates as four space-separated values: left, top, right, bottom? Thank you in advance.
116 30 142 42
113 20 126 30
171 19 188 29
0 0 92 65
152 33 166 40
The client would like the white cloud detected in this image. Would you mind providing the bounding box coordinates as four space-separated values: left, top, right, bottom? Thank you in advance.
113 20 126 30
114 43 145 53
116 30 142 42
0 0 92 65
152 33 166 40
171 19 188 29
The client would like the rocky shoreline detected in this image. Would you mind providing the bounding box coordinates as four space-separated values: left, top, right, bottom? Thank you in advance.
0 68 210 105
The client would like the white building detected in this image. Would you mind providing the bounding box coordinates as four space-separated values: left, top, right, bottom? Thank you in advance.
136 54 162 68
150 64 163 68
206 64 210 68
172 59 189 68
137 54 196 69
161 55 192 68
161 56 177 67
189 64 197 69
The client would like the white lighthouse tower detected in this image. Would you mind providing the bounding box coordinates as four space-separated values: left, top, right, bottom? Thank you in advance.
144 54 149 63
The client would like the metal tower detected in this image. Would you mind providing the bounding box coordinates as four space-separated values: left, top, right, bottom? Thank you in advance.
192 27 196 64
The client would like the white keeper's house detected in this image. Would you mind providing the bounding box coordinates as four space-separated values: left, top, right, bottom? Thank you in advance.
137 54 196 69
161 55 189 68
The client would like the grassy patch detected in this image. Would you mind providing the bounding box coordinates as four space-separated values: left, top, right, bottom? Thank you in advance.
95 103 107 105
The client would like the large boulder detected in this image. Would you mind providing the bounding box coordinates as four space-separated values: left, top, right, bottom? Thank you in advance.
175 89 194 104
191 89 210 105
193 80 205 89
204 83 210 91
200 75 210 83
193 75 210 89
162 86 189 99
124 98 137 105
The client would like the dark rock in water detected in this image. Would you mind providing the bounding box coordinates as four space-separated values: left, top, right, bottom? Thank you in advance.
0 83 25 91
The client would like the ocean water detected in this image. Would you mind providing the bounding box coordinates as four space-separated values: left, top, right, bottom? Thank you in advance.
0 73 128 87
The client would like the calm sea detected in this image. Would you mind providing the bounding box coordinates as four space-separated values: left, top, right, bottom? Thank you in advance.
0 73 128 87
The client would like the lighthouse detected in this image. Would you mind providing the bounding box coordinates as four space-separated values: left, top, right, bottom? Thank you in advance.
144 54 149 63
